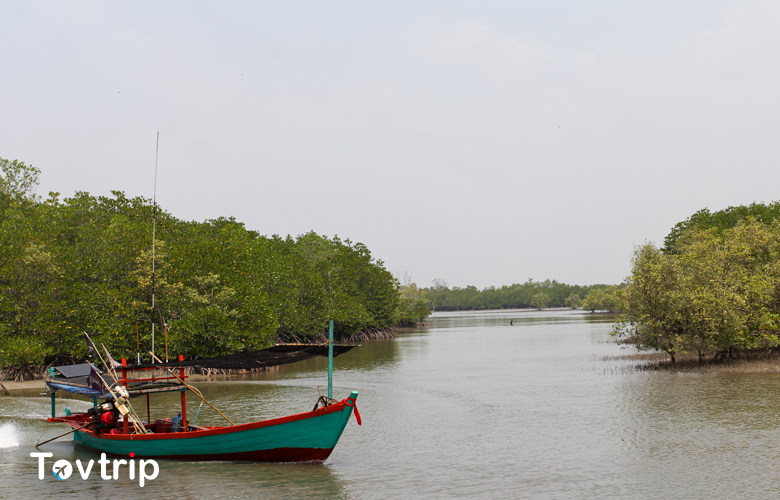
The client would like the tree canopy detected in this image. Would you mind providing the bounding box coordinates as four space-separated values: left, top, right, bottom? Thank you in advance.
582 287 618 313
396 279 430 326
663 201 780 253
615 212 780 364
0 157 411 369
425 279 616 311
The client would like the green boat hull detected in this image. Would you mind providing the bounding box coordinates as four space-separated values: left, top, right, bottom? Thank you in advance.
63 391 358 462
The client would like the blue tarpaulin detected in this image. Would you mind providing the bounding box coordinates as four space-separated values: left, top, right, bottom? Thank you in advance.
46 381 110 399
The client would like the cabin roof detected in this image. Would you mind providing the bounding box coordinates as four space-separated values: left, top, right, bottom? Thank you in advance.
52 363 100 378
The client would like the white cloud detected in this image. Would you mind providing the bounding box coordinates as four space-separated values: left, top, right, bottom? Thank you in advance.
426 22 552 74
567 49 604 83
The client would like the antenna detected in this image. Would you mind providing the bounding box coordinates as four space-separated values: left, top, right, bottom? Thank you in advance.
151 132 159 363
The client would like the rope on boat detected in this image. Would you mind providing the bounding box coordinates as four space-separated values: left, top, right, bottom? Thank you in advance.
312 395 334 411
311 395 362 425
342 398 361 425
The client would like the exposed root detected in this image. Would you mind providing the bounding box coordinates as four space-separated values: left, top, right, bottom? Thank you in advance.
2 326 399 379
186 365 283 377
0 364 46 382
601 347 780 374
277 327 397 344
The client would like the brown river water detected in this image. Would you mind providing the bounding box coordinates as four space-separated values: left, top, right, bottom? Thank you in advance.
2 309 780 499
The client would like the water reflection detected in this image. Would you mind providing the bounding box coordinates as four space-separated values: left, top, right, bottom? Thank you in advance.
428 309 616 329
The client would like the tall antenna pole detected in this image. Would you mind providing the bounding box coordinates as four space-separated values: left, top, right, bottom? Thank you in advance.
328 320 334 399
151 132 159 363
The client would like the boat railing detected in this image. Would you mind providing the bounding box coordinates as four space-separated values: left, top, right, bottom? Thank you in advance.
117 355 189 435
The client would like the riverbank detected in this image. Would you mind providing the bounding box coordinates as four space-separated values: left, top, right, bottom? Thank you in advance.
1 379 45 391
1 326 401 382
434 306 578 313
0 371 273 395
280 326 397 344
606 349 780 374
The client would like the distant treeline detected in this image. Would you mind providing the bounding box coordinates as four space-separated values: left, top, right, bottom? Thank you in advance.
425 279 620 312
0 158 429 369
615 201 780 364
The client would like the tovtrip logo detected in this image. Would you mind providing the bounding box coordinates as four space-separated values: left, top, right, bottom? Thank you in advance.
30 452 159 487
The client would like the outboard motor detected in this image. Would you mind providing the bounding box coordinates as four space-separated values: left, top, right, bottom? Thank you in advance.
88 401 119 434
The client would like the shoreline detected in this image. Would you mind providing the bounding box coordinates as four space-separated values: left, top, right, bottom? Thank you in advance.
606 349 780 374
1 327 400 384
0 372 267 396
1 379 45 391
431 307 613 314
8 347 780 395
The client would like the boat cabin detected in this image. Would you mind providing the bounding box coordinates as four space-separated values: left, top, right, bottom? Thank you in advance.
47 356 191 434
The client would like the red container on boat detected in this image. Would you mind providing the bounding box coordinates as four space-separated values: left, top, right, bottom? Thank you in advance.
155 418 172 433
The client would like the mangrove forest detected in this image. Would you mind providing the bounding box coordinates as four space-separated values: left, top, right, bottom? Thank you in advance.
0 157 430 371
613 202 780 363
424 279 619 312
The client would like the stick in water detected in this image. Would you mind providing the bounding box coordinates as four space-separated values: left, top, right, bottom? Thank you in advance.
36 422 94 447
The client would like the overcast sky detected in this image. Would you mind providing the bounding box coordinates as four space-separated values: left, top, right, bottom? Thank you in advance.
2 1 779 289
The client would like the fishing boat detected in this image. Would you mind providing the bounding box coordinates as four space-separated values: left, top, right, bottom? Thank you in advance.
44 324 361 462
49 392 359 462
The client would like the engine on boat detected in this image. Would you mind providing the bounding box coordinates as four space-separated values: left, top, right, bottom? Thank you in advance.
87 401 120 434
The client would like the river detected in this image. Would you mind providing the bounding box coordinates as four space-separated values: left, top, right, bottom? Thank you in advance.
2 309 780 498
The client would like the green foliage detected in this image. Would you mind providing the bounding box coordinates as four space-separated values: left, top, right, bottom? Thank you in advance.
663 202 780 253
0 336 49 367
0 158 40 201
425 278 617 311
530 292 550 309
615 218 780 363
0 157 401 367
582 287 618 312
564 293 581 309
397 279 431 326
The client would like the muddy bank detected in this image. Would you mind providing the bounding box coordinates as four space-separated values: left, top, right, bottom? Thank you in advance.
0 370 293 396
1 327 401 382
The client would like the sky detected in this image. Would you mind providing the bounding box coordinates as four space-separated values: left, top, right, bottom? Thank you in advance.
2 1 779 289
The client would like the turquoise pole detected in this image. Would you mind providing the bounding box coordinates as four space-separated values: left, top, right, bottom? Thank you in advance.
51 393 55 418
328 320 334 399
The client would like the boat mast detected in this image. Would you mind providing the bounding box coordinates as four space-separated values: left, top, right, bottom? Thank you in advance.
151 132 159 363
328 320 334 398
